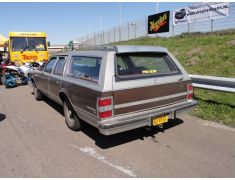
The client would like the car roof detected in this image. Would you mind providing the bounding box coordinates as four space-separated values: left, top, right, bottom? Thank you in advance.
114 45 168 54
53 51 109 57
53 45 168 56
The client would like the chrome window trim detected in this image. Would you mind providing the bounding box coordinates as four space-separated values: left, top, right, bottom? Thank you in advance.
52 56 67 76
43 56 58 73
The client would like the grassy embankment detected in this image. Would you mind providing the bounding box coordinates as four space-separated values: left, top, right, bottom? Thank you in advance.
113 30 235 127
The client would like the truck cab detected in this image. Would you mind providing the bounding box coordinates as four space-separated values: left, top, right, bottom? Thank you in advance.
7 32 49 65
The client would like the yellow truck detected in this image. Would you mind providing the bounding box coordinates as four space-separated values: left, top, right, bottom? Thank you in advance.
6 32 49 64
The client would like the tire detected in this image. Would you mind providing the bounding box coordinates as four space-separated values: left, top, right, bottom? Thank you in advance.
32 83 43 101
63 99 81 131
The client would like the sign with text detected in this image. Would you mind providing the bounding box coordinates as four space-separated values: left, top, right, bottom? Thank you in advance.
148 11 170 34
173 2 230 25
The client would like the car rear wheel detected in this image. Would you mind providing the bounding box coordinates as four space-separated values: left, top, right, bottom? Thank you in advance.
63 99 81 131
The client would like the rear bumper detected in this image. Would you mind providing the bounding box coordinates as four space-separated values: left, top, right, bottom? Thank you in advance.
97 100 197 135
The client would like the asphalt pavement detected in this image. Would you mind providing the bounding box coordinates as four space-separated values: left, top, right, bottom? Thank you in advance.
0 85 234 178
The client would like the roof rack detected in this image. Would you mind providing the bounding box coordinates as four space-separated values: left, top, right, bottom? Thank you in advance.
77 45 115 51
76 45 167 54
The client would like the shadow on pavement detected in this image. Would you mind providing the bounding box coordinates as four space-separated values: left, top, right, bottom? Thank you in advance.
41 97 184 149
82 118 184 149
0 113 6 122
43 97 64 116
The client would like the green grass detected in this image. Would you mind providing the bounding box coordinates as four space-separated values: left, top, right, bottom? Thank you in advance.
113 30 235 127
193 89 235 127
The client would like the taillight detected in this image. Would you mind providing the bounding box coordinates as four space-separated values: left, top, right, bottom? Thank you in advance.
97 96 113 119
98 98 112 106
188 84 193 91
187 93 193 100
187 84 194 100
99 111 113 118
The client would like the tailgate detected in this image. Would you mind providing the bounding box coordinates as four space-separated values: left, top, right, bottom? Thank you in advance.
113 52 190 115
113 80 189 115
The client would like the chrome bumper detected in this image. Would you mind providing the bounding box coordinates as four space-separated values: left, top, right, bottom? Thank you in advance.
97 100 197 135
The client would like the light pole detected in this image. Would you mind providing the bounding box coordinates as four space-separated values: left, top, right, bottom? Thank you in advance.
119 3 122 26
130 22 136 39
156 2 159 13
156 2 159 38
128 23 129 40
99 15 103 45
119 3 122 42
99 15 102 32
89 24 91 35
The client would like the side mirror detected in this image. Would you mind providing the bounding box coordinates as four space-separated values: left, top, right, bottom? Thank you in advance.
47 41 51 47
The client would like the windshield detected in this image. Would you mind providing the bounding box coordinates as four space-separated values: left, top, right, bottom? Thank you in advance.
11 37 47 52
11 37 27 51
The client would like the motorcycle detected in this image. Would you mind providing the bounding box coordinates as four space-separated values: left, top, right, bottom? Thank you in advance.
0 62 42 88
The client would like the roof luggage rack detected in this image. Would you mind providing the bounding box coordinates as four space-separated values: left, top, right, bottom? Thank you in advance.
75 45 167 54
77 45 115 51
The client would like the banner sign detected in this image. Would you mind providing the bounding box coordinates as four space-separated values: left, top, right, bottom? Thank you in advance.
148 11 170 34
173 2 230 25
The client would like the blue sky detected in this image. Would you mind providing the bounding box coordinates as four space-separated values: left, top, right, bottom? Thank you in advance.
0 2 195 45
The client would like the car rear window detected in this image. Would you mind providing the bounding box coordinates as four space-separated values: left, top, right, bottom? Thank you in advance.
116 53 179 79
68 56 102 83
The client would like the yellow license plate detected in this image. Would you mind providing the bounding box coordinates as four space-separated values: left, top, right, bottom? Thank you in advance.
152 115 168 126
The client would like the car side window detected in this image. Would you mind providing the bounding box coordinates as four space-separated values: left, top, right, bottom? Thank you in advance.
68 56 102 83
53 56 66 76
44 57 57 73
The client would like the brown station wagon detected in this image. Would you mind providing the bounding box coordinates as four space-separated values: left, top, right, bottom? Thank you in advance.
29 45 197 135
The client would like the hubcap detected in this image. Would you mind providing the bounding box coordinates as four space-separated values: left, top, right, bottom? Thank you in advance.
68 109 73 119
66 103 74 123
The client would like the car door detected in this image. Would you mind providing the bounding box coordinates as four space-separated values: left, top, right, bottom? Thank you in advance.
65 55 102 113
49 56 67 103
39 56 58 94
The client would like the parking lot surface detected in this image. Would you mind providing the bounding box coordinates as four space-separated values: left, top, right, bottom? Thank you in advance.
0 85 234 177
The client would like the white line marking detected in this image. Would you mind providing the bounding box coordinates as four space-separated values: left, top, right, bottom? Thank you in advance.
69 144 137 177
18 115 27 122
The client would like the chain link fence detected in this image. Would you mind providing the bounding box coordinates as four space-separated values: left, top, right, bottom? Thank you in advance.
75 2 235 46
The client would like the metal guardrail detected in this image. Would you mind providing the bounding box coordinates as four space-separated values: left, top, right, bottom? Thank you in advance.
189 74 235 93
